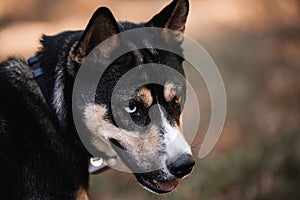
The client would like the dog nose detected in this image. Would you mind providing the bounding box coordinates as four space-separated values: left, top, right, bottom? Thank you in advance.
167 154 195 178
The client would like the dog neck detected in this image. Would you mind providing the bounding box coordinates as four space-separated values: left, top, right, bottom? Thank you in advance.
31 32 81 131
28 31 113 174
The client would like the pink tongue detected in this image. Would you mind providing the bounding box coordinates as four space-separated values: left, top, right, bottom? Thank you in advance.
157 180 179 192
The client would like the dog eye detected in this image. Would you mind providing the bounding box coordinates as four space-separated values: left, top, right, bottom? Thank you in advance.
174 96 182 104
124 105 137 113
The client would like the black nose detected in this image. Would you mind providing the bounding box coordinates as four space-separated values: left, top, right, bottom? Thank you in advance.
167 154 195 178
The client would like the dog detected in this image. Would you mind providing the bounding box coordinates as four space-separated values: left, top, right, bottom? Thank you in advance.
0 0 194 199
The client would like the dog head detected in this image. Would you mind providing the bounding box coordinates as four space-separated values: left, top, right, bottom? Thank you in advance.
72 0 195 194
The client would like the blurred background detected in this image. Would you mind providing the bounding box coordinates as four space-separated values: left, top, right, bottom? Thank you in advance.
1 0 299 199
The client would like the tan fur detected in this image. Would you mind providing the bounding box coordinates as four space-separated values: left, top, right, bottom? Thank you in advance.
164 83 176 102
84 104 164 170
76 187 89 200
67 42 78 77
84 104 117 158
137 87 153 107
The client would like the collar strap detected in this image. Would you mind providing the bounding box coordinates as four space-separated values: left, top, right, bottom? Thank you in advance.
28 55 114 175
28 55 51 104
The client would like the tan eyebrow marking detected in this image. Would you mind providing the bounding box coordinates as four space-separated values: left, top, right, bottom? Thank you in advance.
164 83 176 102
137 87 153 107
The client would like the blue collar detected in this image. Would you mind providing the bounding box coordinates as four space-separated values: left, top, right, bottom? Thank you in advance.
28 55 51 105
28 55 110 174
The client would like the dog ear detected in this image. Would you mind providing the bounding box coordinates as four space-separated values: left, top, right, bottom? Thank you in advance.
146 0 189 33
72 7 120 63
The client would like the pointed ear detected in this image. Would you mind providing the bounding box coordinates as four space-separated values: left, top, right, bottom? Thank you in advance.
72 7 120 63
146 0 189 33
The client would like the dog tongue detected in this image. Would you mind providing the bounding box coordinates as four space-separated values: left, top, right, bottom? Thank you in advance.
157 180 179 192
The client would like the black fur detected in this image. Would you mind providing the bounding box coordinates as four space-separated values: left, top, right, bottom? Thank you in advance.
0 0 190 199
0 36 89 199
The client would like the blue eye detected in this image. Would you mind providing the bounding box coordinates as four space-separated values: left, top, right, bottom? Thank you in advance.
124 105 137 113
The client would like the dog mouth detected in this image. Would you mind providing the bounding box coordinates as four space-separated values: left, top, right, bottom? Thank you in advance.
136 175 179 194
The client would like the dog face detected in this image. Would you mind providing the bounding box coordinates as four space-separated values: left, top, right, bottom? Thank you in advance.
72 0 195 194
